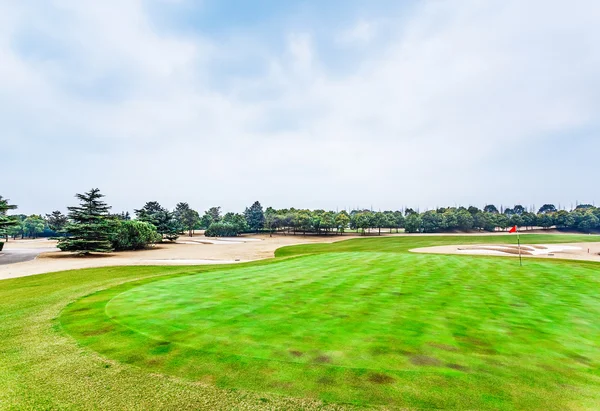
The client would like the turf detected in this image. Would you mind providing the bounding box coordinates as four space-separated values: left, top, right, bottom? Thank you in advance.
2 234 600 409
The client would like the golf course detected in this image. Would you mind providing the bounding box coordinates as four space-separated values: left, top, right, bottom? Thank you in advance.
2 234 600 409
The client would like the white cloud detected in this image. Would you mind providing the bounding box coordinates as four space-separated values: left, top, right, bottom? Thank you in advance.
336 20 376 46
1 0 599 214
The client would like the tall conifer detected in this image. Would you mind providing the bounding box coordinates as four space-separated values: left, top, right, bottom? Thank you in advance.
57 188 114 254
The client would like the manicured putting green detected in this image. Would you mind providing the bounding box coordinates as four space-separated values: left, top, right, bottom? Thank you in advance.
61 235 600 409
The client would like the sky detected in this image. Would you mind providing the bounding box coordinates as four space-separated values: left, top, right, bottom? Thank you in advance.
2 0 599 215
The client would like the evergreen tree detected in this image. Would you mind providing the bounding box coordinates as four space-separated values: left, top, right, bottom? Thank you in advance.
57 188 114 254
0 196 18 243
46 210 68 234
135 201 180 241
174 202 199 237
0 196 17 232
244 201 264 233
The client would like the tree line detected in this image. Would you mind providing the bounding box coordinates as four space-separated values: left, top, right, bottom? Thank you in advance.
1 189 598 254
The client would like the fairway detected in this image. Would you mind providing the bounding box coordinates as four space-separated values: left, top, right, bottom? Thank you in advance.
57 235 600 409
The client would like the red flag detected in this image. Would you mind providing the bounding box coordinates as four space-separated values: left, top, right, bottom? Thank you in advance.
509 225 517 233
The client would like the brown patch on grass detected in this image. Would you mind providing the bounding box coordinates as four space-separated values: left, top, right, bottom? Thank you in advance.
317 376 334 385
446 363 469 372
368 373 395 384
568 353 591 364
146 358 164 366
410 355 442 366
429 342 458 352
289 350 303 357
314 355 332 364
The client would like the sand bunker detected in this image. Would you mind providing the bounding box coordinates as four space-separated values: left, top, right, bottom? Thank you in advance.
412 242 600 262
456 244 581 256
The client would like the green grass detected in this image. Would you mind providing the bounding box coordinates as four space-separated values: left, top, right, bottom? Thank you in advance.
2 234 600 409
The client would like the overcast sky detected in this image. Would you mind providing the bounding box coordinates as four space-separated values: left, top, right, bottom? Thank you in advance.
2 0 599 215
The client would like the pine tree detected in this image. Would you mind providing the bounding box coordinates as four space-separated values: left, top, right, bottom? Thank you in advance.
244 201 264 233
45 210 68 234
57 188 114 254
0 196 18 244
135 201 180 241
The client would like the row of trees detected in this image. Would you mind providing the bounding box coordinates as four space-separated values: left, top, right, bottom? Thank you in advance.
2 189 599 254
402 204 600 233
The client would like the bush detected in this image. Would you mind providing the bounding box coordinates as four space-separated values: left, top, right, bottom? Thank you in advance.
111 220 162 251
205 222 240 237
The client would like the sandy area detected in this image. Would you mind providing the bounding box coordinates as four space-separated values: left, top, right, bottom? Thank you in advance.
0 234 358 281
411 242 600 263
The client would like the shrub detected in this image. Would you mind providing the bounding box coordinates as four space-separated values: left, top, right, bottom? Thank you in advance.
205 222 240 237
111 220 162 251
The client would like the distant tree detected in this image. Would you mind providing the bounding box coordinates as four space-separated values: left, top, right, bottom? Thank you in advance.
111 211 131 221
174 202 199 237
23 215 45 238
135 202 164 221
320 211 336 235
6 221 23 240
383 211 397 233
296 210 312 235
554 210 575 229
45 210 68 235
393 211 405 232
373 212 386 235
335 211 350 234
474 212 496 232
110 220 161 251
456 209 474 231
205 222 240 237
578 212 599 233
495 214 510 231
355 212 373 235
57 188 114 254
244 201 264 233
199 213 213 229
206 206 222 223
222 212 249 233
521 212 537 230
0 196 18 241
264 207 278 237
512 205 526 215
483 204 499 214
575 204 594 210
441 208 458 230
509 214 524 229
135 201 180 241
405 208 417 216
422 210 443 233
404 213 422 233
538 204 557 214
467 206 481 216
537 213 554 229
